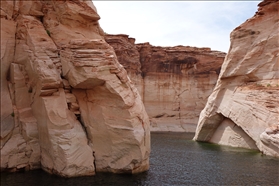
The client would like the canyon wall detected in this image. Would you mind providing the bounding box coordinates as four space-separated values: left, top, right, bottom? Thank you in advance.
194 0 279 157
106 35 226 132
0 0 150 177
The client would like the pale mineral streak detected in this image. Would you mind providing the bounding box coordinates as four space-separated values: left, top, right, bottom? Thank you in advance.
193 0 279 157
1 0 150 177
105 34 226 132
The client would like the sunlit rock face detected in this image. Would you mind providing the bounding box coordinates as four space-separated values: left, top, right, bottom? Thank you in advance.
194 0 279 158
0 0 150 177
105 35 226 132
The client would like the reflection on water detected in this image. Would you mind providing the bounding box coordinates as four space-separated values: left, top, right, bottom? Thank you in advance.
1 132 279 186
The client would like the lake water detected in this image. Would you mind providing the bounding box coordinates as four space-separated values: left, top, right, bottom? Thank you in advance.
1 132 279 186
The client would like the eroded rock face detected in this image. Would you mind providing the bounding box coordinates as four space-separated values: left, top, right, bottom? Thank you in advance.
105 34 144 97
105 35 226 132
1 0 150 177
194 0 279 157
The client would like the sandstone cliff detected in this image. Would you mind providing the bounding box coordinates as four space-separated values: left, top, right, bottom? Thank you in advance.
194 0 279 157
105 35 226 132
1 0 150 177
105 34 144 97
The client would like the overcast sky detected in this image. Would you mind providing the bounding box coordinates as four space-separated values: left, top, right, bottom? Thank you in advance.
93 1 261 53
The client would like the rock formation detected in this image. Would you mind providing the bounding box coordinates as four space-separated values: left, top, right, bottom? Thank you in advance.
194 0 279 157
105 35 226 132
1 0 150 177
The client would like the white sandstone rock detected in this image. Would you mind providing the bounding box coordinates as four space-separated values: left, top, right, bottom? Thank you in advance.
194 0 279 158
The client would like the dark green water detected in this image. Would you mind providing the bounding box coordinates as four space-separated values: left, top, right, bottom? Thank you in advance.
1 133 279 186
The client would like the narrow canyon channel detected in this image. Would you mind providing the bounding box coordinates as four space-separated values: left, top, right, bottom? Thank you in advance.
1 133 278 186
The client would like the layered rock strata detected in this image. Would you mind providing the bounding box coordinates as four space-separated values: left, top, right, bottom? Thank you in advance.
194 0 279 157
105 34 144 97
105 35 226 132
1 0 150 177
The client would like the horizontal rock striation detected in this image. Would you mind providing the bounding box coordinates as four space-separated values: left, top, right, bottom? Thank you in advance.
194 0 279 157
105 34 144 97
1 0 150 177
105 35 226 132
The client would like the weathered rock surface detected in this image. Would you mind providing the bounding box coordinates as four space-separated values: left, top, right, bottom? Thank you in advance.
105 35 226 132
1 5 16 150
105 34 144 98
1 0 150 177
194 0 279 157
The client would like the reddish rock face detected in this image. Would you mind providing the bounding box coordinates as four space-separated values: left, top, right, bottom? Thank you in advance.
105 34 141 74
105 34 144 96
105 35 226 132
137 43 224 76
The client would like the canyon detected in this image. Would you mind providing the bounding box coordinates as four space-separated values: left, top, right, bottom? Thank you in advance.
105 0 279 158
105 35 226 132
1 0 278 179
194 0 279 158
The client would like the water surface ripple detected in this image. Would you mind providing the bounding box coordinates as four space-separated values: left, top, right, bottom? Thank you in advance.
1 133 278 186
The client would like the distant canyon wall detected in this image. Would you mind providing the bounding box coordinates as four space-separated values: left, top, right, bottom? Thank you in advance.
105 35 226 132
194 0 279 157
1 0 150 177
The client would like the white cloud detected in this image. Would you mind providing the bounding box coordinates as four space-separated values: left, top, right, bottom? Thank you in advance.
93 1 261 52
